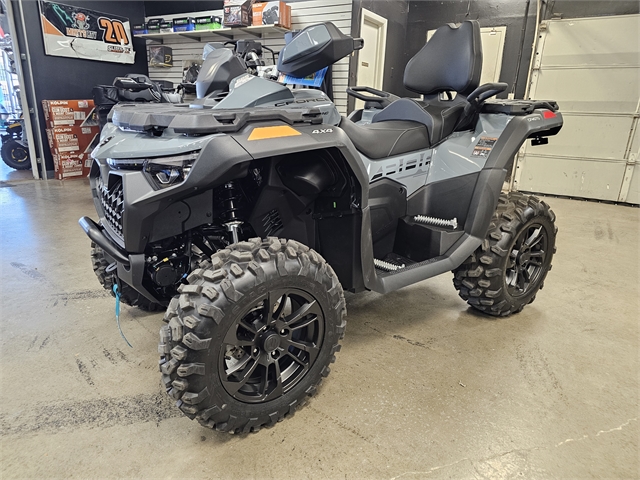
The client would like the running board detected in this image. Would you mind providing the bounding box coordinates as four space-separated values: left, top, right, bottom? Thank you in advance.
368 233 483 294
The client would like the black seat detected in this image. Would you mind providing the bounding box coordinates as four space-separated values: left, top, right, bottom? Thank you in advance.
339 118 430 160
371 21 483 146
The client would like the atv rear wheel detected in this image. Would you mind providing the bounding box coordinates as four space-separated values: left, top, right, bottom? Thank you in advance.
1 138 30 170
452 192 557 316
159 238 347 433
90 242 162 312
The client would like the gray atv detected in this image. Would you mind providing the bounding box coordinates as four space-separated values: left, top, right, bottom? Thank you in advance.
79 21 563 433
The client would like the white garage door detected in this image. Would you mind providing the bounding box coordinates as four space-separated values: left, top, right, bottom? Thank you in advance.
514 14 640 204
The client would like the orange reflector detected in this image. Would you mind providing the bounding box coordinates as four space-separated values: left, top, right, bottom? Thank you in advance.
248 125 302 141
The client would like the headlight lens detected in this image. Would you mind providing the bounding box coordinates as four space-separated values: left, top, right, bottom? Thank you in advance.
143 152 200 189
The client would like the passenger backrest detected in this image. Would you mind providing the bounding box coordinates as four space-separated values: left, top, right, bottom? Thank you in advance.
404 20 482 96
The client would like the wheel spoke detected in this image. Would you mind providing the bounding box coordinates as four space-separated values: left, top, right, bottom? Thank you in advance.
264 361 283 401
529 252 544 258
265 290 289 325
285 351 308 369
517 267 526 291
285 300 321 326
284 338 320 364
522 267 532 283
525 227 543 250
223 325 254 347
223 358 259 394
226 355 251 376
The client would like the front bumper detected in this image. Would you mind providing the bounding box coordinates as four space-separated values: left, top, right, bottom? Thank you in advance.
79 216 166 305
79 216 129 265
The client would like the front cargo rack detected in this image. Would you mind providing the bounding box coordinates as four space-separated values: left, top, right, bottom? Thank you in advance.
110 103 324 135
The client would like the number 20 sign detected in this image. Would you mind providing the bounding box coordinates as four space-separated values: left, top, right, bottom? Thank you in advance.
40 0 135 64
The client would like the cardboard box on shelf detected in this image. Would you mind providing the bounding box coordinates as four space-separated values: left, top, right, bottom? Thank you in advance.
52 153 88 180
149 45 173 67
224 0 255 27
41 99 98 129
173 17 196 32
46 125 100 157
195 15 223 31
253 1 291 28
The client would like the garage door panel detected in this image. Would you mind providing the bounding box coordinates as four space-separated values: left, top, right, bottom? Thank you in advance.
518 155 626 201
533 68 639 114
625 163 640 204
527 115 634 159
630 123 640 154
541 16 640 68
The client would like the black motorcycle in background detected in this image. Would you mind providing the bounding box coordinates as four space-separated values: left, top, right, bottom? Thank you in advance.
1 118 30 170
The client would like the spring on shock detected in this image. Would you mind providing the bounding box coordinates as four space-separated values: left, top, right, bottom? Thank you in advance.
221 181 244 244
414 215 458 230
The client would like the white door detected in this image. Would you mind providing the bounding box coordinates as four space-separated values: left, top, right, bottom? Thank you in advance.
355 9 387 110
514 14 640 204
427 26 507 85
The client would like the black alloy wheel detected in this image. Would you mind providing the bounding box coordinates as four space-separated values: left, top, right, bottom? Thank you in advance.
221 288 324 403
452 192 557 316
159 237 347 433
505 223 548 297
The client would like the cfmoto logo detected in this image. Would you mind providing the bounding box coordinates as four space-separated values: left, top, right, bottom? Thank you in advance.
312 129 333 134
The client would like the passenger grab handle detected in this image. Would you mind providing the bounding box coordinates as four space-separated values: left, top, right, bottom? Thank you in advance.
466 82 509 105
346 86 400 109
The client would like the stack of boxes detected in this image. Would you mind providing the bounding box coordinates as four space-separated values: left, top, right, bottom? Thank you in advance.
41 100 100 180
132 3 290 35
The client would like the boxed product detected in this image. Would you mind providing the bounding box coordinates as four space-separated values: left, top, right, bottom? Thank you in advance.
253 1 291 28
132 23 147 35
149 45 173 67
53 153 86 180
46 126 100 156
41 99 98 129
159 21 174 33
224 0 255 27
173 17 196 32
195 15 223 31
146 18 163 33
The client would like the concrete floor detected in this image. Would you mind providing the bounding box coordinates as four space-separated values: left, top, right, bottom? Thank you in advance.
0 176 638 479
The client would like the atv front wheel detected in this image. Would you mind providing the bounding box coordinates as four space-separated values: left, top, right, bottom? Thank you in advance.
90 242 162 311
452 192 557 316
159 238 347 433
1 139 30 170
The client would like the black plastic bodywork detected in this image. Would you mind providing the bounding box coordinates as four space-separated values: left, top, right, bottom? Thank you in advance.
277 23 364 78
84 103 563 303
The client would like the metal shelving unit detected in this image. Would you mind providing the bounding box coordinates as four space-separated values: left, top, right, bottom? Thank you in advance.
136 25 291 44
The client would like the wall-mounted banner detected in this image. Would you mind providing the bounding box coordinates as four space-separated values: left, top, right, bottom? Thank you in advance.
39 0 135 64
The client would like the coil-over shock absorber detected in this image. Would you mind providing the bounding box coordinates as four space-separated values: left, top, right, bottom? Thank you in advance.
222 181 244 244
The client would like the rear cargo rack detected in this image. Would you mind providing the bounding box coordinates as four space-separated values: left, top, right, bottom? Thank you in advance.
110 103 324 135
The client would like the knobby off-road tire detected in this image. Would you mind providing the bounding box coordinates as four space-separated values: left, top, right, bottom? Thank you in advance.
452 192 557 317
1 139 30 170
90 242 162 312
159 237 347 433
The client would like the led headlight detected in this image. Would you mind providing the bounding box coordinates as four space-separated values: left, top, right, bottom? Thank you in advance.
143 152 200 189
